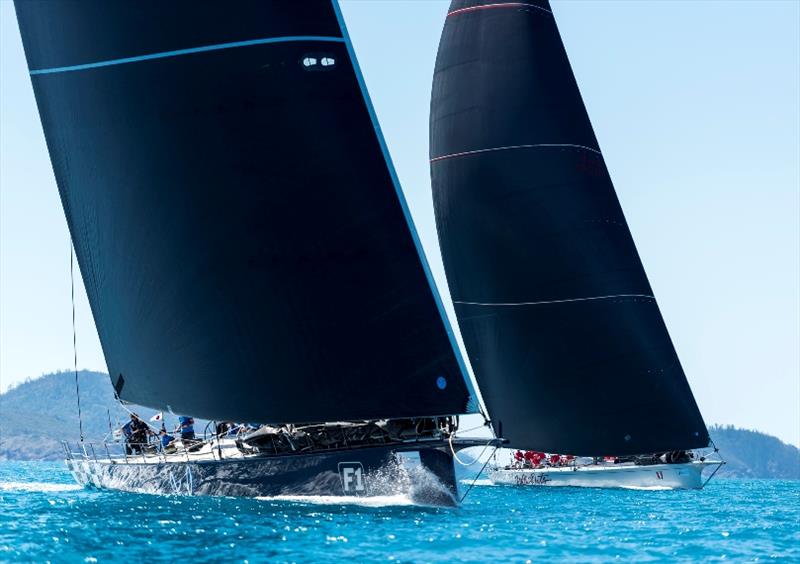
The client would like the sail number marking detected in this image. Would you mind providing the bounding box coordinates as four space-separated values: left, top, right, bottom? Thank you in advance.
338 462 366 494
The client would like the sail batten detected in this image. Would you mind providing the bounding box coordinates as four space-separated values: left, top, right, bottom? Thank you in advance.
430 0 709 455
17 0 476 424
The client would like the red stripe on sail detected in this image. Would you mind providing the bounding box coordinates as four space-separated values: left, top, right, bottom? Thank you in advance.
447 3 550 18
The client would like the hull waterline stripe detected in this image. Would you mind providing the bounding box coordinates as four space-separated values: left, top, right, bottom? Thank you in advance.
331 0 481 409
455 294 655 307
448 2 553 18
29 36 345 75
430 143 601 163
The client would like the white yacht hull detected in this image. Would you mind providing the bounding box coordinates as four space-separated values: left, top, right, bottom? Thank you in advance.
489 460 719 490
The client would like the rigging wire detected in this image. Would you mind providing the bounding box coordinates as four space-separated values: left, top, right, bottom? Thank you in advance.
447 419 500 502
70 244 84 442
448 420 494 466
701 437 726 488
458 446 498 504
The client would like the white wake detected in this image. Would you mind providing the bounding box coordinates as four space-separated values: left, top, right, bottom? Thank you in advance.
254 494 415 507
459 478 495 487
0 481 82 493
619 485 674 491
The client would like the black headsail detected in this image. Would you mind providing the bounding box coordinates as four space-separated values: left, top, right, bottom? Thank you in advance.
16 0 477 423
430 0 708 455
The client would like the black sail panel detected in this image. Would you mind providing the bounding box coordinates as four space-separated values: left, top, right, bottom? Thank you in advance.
430 0 708 455
16 0 475 423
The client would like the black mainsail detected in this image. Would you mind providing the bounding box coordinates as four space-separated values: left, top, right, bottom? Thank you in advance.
430 0 709 455
16 0 477 424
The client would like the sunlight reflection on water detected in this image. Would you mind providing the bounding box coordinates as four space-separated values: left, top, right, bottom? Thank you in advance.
0 461 798 562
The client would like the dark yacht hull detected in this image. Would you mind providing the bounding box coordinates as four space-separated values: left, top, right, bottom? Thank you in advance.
64 442 459 506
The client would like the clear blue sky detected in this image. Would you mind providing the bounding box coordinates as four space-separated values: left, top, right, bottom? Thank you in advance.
1 1 798 446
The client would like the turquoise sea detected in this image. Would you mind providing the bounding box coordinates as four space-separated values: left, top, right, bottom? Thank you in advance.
1 462 798 562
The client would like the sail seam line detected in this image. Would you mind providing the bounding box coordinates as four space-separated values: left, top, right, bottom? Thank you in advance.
455 294 655 307
430 143 601 162
29 36 346 75
448 3 553 17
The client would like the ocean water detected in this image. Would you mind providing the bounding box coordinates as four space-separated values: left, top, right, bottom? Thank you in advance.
1 462 797 562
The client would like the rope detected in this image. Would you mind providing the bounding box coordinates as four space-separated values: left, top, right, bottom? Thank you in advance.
447 418 498 502
448 421 493 466
459 446 498 504
70 245 84 442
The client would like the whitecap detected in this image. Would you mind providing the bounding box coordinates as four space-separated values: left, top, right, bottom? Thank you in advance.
0 481 82 493
254 494 415 507
459 478 496 487
619 485 674 491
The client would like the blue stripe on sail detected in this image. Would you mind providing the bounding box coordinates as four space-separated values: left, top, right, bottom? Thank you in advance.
330 0 481 410
29 36 346 75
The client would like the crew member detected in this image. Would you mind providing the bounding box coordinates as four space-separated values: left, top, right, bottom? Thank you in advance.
216 421 232 436
177 415 196 443
127 413 149 454
523 450 536 468
121 418 134 455
159 429 176 453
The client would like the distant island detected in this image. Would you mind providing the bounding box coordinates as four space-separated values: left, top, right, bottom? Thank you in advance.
1 371 798 479
706 424 799 479
0 370 206 461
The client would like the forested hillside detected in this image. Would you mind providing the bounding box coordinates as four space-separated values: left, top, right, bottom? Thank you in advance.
0 371 204 460
1 372 798 480
709 424 799 479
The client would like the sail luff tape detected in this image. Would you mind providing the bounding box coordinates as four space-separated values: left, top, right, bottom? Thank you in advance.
330 0 481 406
